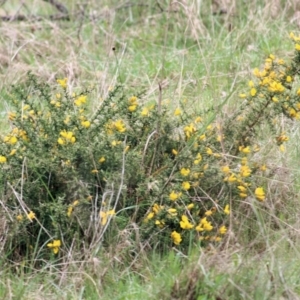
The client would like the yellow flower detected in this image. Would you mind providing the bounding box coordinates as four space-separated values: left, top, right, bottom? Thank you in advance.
180 215 194 229
239 146 251 154
295 44 300 51
172 149 178 156
107 209 115 215
286 76 292 83
206 147 213 155
196 224 204 232
8 112 16 121
59 130 76 144
27 211 35 221
152 203 164 214
279 144 285 152
100 209 115 225
241 157 248 165
199 134 206 141
155 220 165 227
47 239 61 254
128 105 137 112
81 120 91 128
129 96 138 104
290 32 295 39
168 208 177 216
224 204 230 215
289 108 297 118
203 222 213 231
0 155 7 164
171 231 182 245
250 88 257 97
180 168 190 177
227 174 237 182
145 212 154 221
187 203 194 210
184 124 196 138
237 185 247 192
100 211 108 225
182 181 191 191
268 81 285 93
114 120 126 133
16 214 23 221
194 153 202 165
205 210 213 216
240 165 251 177
169 191 182 201
253 145 260 152
57 78 67 89
99 156 105 163
4 136 18 145
57 137 64 145
67 206 73 217
219 225 227 235
221 166 230 174
255 187 265 201
194 116 202 123
260 164 267 171
141 107 149 117
23 104 30 111
74 95 87 106
239 93 247 98
276 134 289 144
197 217 213 231
174 108 181 116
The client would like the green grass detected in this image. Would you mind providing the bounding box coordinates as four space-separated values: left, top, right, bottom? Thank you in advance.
2 0 300 299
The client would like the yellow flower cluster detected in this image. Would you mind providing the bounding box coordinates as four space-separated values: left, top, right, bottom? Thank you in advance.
171 231 182 245
195 217 213 232
57 78 67 89
128 96 138 112
0 155 7 163
58 130 76 145
99 209 116 225
67 200 79 217
74 95 87 107
255 187 265 201
169 191 182 201
180 215 194 229
113 119 126 133
47 239 61 254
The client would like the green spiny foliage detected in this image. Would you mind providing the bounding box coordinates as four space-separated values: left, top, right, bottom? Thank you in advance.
1 34 300 263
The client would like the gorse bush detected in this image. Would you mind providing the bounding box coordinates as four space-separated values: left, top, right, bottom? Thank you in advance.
1 34 300 262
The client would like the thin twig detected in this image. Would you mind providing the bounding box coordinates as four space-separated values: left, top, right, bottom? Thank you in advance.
0 13 69 22
42 0 69 15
